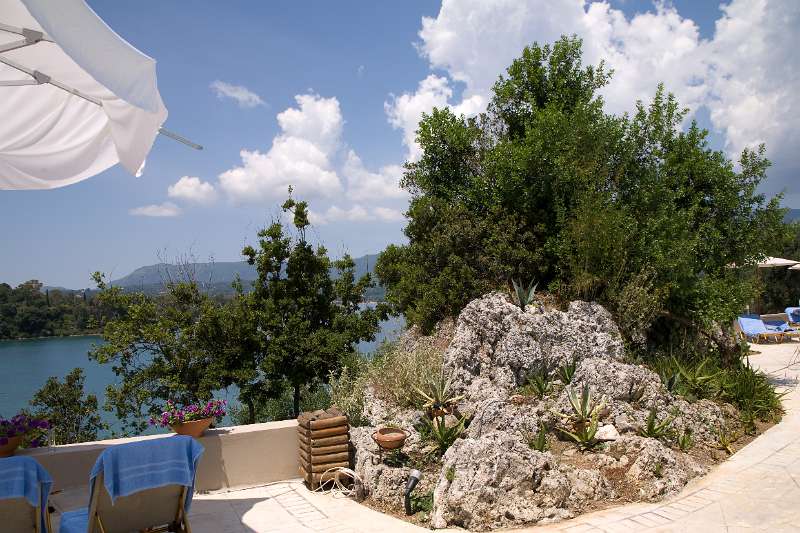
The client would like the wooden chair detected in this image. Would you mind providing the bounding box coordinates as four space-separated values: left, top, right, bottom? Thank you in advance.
0 496 52 533
0 456 53 533
84 473 191 533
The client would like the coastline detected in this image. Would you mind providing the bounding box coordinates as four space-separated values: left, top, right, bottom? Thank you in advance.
0 332 102 343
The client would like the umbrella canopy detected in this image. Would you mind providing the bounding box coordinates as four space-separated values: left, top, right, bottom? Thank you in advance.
789 264 800 271
757 257 799 268
0 0 169 189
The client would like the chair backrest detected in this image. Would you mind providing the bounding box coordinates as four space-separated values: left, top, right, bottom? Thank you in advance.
738 316 769 336
761 312 790 324
87 473 186 533
0 497 38 533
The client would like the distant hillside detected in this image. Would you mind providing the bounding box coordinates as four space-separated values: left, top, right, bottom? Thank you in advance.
786 209 800 222
109 253 384 299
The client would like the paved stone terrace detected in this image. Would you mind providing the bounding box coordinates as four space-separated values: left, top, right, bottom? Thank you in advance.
142 342 800 533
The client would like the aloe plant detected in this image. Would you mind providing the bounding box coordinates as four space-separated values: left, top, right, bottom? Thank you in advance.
414 370 464 413
716 424 738 455
626 379 646 404
521 423 549 452
520 364 552 398
677 428 693 452
560 384 601 424
559 412 600 450
673 356 719 399
423 415 465 457
638 407 674 439
511 278 538 311
557 360 576 384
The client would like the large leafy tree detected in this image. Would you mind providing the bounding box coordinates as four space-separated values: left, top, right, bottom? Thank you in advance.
28 367 106 444
377 36 787 360
89 275 248 434
242 195 386 417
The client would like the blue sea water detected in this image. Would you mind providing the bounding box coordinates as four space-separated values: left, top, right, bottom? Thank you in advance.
0 313 405 436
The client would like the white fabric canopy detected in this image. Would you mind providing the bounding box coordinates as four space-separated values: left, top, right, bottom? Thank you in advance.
758 257 799 268
0 0 167 189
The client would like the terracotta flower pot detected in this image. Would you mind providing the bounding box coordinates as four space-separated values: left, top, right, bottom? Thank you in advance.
170 418 213 439
372 427 410 451
0 435 23 458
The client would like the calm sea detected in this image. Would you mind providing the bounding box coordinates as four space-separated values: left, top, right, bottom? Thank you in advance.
0 313 404 436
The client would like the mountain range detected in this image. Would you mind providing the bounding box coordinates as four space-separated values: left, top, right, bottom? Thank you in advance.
107 253 384 299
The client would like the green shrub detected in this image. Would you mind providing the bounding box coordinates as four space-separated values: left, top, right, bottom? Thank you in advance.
677 429 694 452
423 415 465 457
511 279 538 311
638 407 673 439
329 361 370 427
559 413 600 451
557 360 576 384
521 424 549 452
519 364 553 398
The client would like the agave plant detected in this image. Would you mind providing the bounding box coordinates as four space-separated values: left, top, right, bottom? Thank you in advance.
677 428 693 452
559 384 602 425
519 364 552 398
559 412 600 450
521 423 549 452
423 415 465 457
511 278 538 311
414 370 464 415
557 360 576 384
672 356 719 399
637 407 674 439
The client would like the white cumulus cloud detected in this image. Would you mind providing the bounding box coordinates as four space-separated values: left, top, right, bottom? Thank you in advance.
343 150 407 201
210 80 265 108
167 176 217 205
309 204 405 225
129 202 182 217
219 93 344 203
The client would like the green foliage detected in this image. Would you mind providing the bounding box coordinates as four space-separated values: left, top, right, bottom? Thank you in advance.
521 424 549 452
414 370 464 413
672 357 720 400
230 382 330 425
557 360 576 384
422 415 465 457
559 413 600 451
559 384 601 425
0 280 102 339
445 466 456 482
376 35 787 356
519 365 552 398
653 462 664 478
677 429 694 452
409 491 434 514
28 368 106 444
626 380 646 404
511 279 538 311
716 359 785 423
638 407 674 439
716 423 738 455
328 357 370 427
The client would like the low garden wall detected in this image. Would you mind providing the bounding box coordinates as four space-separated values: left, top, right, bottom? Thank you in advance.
20 420 299 492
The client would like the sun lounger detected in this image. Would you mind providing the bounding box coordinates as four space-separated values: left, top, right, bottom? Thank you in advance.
737 316 786 343
785 307 800 326
0 456 53 533
59 435 203 533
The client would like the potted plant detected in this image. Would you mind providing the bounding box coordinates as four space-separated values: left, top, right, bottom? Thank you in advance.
150 399 227 438
0 413 49 457
414 371 464 417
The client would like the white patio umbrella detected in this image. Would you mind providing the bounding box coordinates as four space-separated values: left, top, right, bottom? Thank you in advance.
789 264 800 271
0 0 199 190
757 257 799 268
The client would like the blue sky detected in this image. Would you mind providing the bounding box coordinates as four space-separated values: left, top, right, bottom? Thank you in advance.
1 0 797 288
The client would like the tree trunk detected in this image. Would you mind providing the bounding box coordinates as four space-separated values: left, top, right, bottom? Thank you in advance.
660 311 744 367
293 384 301 418
246 398 255 425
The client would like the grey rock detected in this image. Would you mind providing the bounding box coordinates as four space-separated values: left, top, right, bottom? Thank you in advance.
431 431 574 530
444 293 625 417
595 424 621 441
607 436 707 500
